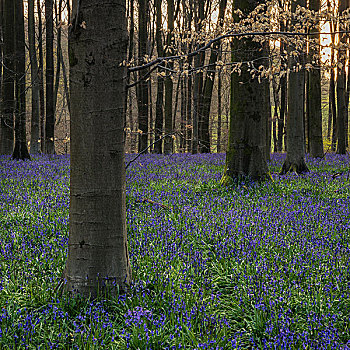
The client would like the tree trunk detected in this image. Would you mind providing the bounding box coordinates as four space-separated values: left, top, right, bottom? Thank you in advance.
12 0 30 160
336 0 349 154
45 0 55 154
221 0 270 183
153 0 164 154
53 0 63 114
280 0 309 174
136 0 149 152
199 0 227 153
37 0 45 152
28 0 40 154
307 0 324 158
1 0 15 154
217 64 222 153
65 0 132 298
163 0 175 155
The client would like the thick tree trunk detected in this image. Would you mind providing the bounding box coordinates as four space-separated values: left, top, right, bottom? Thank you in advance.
221 0 270 183
279 74 287 152
1 0 15 154
28 0 40 154
307 0 324 158
163 0 175 155
12 0 30 160
136 0 149 152
180 76 186 152
65 0 132 298
199 0 227 153
45 0 55 154
280 0 309 174
37 0 45 152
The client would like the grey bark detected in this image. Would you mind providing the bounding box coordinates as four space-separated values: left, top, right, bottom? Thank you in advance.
221 0 270 183
280 0 309 174
199 0 227 153
136 0 149 152
307 0 324 158
12 0 30 160
153 0 164 154
1 0 15 154
45 0 55 154
65 0 132 298
336 0 349 154
37 0 45 152
163 0 175 155
28 0 40 154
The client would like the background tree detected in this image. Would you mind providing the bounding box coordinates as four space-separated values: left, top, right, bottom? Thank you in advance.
136 0 150 152
45 0 55 154
12 0 30 160
336 0 349 154
199 0 227 153
1 0 15 155
221 0 270 183
29 0 40 154
65 0 132 298
307 0 324 158
280 0 309 174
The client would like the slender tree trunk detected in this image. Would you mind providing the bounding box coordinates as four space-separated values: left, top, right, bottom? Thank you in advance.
280 0 309 174
12 0 30 160
28 0 40 154
163 0 175 155
180 75 186 152
153 0 164 154
136 0 149 152
53 0 63 113
0 0 2 91
1 0 15 154
217 65 222 153
45 0 55 154
65 0 131 298
199 0 227 153
221 0 270 183
37 0 45 152
272 78 279 152
308 0 324 158
336 0 349 154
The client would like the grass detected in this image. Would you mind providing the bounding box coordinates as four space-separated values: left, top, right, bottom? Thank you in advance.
0 152 350 349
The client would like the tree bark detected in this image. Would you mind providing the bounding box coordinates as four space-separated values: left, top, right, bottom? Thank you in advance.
1 0 15 154
217 64 222 153
280 0 309 174
307 0 324 158
336 0 349 154
136 0 149 152
192 0 205 154
221 0 270 183
199 0 227 153
163 0 175 155
12 0 30 160
65 0 132 298
45 0 55 154
153 0 164 154
53 0 63 114
37 0 45 152
28 0 40 154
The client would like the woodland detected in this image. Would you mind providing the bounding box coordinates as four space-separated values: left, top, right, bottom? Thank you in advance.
0 0 350 349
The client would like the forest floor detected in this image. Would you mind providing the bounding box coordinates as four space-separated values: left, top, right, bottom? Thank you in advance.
0 153 349 349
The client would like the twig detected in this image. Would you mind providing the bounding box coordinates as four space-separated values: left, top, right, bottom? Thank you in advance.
125 132 178 169
139 198 171 210
128 30 350 73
